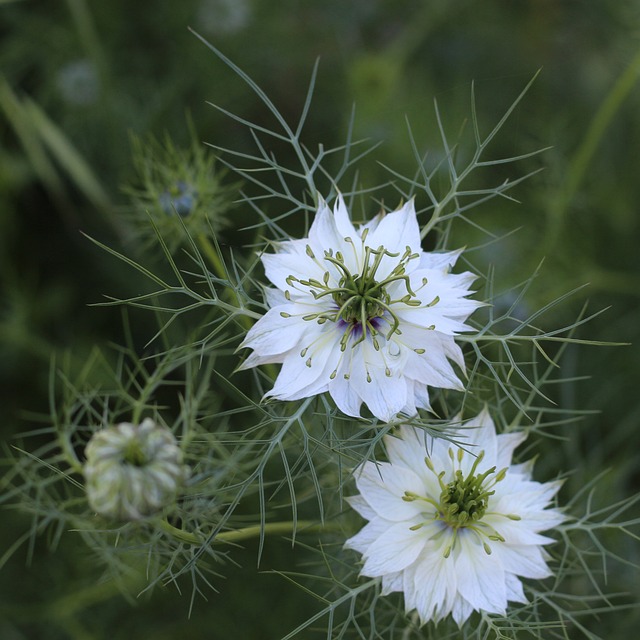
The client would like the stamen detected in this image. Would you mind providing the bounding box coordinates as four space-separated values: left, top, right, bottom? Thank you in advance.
409 448 517 561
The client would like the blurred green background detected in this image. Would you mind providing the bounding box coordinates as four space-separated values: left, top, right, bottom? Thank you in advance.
1 0 640 638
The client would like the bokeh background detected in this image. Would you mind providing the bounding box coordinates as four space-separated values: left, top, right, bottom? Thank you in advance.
1 1 639 638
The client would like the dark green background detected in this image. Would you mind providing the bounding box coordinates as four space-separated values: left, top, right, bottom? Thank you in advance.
2 1 639 637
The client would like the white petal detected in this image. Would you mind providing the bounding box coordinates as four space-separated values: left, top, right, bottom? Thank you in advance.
262 286 287 308
236 349 284 370
239 305 308 358
329 374 363 417
380 570 404 595
395 329 465 390
344 516 390 555
492 543 552 579
505 572 527 604
494 479 564 528
450 596 475 627
457 409 499 471
418 248 463 271
361 521 425 576
405 534 458 624
455 532 507 615
345 494 376 520
496 431 528 469
384 425 429 470
410 379 432 412
309 197 338 245
355 461 426 521
396 302 476 336
398 267 481 335
360 210 383 235
350 358 409 422
268 344 333 400
482 515 557 547
364 199 422 280
262 250 323 292
333 194 359 239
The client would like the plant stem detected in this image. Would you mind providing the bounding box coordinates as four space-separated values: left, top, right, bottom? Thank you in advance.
158 519 338 546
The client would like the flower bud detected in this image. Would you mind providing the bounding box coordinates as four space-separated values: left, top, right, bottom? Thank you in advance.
84 418 190 521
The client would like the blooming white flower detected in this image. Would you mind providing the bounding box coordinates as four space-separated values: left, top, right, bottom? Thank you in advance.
344 409 565 626
84 418 190 521
239 195 481 422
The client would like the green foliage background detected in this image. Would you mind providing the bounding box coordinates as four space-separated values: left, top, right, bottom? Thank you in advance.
1 1 639 638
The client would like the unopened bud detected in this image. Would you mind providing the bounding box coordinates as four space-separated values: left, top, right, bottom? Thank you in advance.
84 419 190 521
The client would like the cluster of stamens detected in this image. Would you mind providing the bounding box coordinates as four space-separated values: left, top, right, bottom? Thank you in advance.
403 447 521 558
282 234 438 357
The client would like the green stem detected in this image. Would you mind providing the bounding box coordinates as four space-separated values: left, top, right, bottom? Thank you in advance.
158 519 338 546
197 233 254 331
197 233 279 379
197 234 229 286
58 431 84 475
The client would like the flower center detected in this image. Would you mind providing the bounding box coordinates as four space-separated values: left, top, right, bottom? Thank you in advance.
123 439 147 467
285 240 423 350
438 467 493 528
333 273 386 325
403 447 521 557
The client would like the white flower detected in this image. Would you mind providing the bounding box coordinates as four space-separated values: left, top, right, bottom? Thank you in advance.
84 418 190 521
344 409 565 626
239 195 481 422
